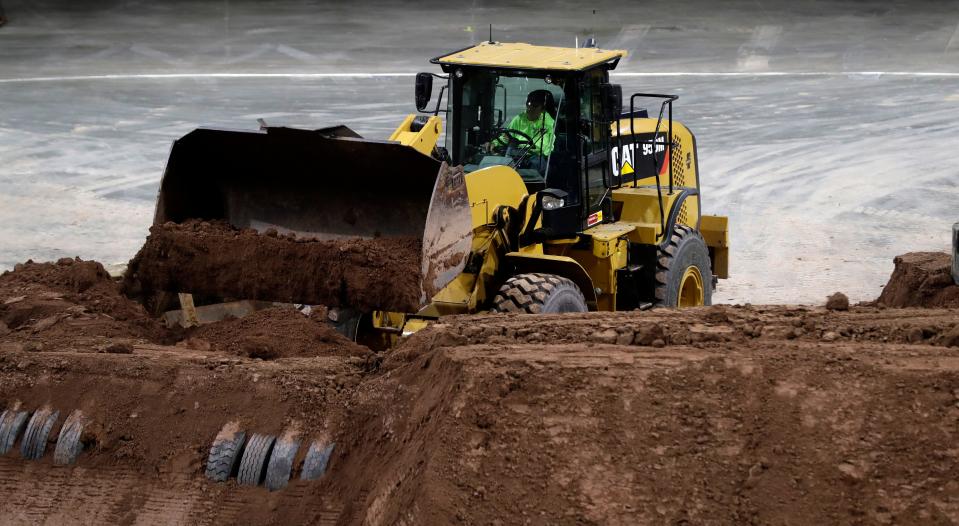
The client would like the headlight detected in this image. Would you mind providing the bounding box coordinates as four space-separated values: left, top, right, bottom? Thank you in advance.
542 195 565 210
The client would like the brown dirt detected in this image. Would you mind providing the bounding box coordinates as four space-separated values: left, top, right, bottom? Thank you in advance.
877 251 959 308
332 308 959 525
825 291 850 310
2 302 959 524
187 306 370 359
122 220 423 312
0 258 173 348
1 253 959 523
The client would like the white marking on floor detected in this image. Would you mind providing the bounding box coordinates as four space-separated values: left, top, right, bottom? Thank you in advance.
2 71 959 84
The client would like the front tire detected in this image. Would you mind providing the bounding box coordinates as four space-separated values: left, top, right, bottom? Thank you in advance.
492 273 588 314
655 225 713 307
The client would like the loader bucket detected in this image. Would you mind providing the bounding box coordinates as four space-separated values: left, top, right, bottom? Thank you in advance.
130 126 472 312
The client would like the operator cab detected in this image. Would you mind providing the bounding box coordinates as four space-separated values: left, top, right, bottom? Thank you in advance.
417 42 627 236
455 72 562 191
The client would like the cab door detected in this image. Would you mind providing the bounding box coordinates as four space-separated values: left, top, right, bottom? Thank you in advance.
579 68 612 228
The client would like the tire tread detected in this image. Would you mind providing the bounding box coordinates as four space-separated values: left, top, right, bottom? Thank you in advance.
492 273 585 314
654 224 712 307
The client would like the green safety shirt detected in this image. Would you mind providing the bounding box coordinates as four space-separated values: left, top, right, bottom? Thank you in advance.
497 112 555 157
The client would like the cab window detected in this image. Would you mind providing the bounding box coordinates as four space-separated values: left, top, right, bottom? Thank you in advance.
452 69 567 190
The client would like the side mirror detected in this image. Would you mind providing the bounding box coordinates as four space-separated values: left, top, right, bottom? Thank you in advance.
415 73 433 112
600 83 622 121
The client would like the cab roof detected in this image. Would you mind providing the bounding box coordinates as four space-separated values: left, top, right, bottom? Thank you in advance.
431 41 626 72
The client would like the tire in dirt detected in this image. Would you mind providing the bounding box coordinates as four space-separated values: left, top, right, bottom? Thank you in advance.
492 273 588 314
0 410 30 455
300 441 335 481
53 410 88 466
20 409 59 460
264 436 301 491
654 224 713 307
237 433 276 486
205 429 247 482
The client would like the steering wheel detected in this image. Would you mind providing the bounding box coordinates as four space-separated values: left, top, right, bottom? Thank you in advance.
490 127 535 153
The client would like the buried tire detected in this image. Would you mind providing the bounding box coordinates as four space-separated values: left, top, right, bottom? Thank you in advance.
205 426 247 482
492 273 588 314
264 435 301 491
53 410 89 466
300 441 335 481
654 225 713 308
237 433 276 486
0 409 30 455
21 409 59 460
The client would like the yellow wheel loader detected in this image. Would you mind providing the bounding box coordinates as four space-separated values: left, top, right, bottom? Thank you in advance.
128 41 729 341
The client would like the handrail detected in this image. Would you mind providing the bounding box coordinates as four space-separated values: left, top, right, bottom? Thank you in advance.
626 93 678 240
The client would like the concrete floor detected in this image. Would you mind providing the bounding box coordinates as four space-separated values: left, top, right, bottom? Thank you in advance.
1 0 957 304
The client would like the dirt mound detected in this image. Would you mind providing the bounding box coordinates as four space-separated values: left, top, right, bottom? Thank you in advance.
326 308 959 525
0 342 361 524
187 306 369 359
0 258 171 347
877 252 959 308
123 220 423 312
825 291 849 310
2 304 959 524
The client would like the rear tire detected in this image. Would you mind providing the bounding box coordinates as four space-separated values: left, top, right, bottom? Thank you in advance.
654 225 713 307
492 273 588 314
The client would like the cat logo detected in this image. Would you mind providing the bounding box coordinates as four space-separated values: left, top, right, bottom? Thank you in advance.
610 143 637 177
610 138 667 178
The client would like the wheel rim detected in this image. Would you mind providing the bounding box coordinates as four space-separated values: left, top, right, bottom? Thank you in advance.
678 266 705 307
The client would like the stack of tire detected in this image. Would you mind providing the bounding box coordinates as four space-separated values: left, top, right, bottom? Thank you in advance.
0 406 88 465
205 424 335 491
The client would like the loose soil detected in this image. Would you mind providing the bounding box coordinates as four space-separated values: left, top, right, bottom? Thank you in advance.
877 251 959 308
187 306 369 359
123 220 423 312
0 258 172 348
1 255 958 524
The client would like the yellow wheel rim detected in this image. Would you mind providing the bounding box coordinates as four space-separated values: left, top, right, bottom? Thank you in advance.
678 266 705 307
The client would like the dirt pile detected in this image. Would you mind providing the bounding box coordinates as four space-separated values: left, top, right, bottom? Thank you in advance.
123 220 423 312
0 258 171 348
825 291 849 310
329 308 959 525
877 251 959 308
187 306 369 359
1 305 959 524
0 342 361 524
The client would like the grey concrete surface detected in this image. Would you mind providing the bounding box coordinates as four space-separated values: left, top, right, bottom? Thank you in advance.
1 0 958 304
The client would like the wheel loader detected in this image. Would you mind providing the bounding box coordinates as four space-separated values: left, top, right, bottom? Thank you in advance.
127 41 730 342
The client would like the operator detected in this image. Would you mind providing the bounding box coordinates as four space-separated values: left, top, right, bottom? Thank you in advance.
495 90 556 173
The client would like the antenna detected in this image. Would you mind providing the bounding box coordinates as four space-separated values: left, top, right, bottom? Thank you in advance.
587 9 598 48
489 24 493 43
